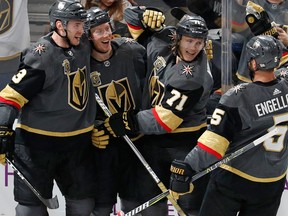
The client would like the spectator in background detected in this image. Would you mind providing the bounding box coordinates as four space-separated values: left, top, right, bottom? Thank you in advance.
276 26 288 46
0 0 30 89
82 0 132 37
237 1 288 83
251 0 288 25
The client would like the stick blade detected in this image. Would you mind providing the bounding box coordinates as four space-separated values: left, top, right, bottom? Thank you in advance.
170 7 187 20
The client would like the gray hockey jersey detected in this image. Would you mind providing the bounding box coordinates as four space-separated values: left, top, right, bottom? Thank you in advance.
186 79 288 182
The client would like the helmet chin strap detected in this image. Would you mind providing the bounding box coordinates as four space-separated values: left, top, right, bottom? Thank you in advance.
55 21 73 47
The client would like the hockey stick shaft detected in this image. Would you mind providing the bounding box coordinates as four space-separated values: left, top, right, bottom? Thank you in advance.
123 127 278 215
94 93 186 216
6 158 59 209
192 127 278 181
117 190 170 216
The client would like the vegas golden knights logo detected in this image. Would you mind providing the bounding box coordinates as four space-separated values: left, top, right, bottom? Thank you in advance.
149 75 165 107
98 78 135 114
148 56 165 106
63 60 89 111
0 0 13 34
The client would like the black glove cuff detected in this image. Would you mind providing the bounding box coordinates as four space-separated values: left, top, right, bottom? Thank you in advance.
0 126 15 157
124 109 139 133
170 177 191 193
109 113 127 136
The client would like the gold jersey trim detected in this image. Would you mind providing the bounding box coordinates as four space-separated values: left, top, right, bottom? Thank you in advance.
279 55 288 68
155 106 183 131
16 124 94 137
127 24 144 40
170 123 207 133
236 72 252 83
220 164 287 183
198 130 229 157
0 52 21 61
0 85 28 107
130 133 144 141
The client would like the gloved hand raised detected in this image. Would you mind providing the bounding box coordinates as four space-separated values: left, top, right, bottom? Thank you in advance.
170 159 195 200
104 110 139 137
0 125 15 165
142 8 165 31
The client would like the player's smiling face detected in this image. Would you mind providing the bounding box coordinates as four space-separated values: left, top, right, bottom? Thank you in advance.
66 20 85 46
90 22 113 53
178 35 205 62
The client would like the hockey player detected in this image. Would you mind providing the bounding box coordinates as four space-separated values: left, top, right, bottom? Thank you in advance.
86 7 147 216
0 0 97 215
104 7 213 215
169 35 288 216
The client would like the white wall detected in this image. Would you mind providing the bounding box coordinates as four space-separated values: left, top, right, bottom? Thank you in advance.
0 164 287 215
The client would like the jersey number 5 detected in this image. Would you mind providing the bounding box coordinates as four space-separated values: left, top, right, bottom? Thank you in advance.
210 108 225 125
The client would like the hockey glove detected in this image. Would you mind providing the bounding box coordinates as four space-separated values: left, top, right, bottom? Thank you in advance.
92 126 110 149
245 1 278 37
205 39 213 61
0 126 15 165
170 159 195 200
142 8 165 31
104 110 139 137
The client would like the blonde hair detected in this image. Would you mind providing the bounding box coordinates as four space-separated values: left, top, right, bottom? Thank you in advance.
85 0 124 22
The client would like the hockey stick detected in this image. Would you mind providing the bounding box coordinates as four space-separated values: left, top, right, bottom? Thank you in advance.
94 93 187 216
170 7 187 20
6 158 59 209
117 190 170 216
121 127 278 216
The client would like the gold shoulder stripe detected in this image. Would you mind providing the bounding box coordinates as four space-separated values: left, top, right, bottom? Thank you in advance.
236 72 252 83
198 130 229 157
221 164 287 183
154 106 183 131
279 55 288 68
16 124 94 137
0 85 28 108
0 52 21 61
127 23 144 40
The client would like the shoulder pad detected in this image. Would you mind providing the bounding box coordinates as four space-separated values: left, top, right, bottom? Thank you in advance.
22 38 53 70
112 37 138 46
220 83 249 107
152 26 176 45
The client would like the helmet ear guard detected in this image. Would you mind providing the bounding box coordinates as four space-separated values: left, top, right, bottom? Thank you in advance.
246 35 283 70
49 0 87 30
